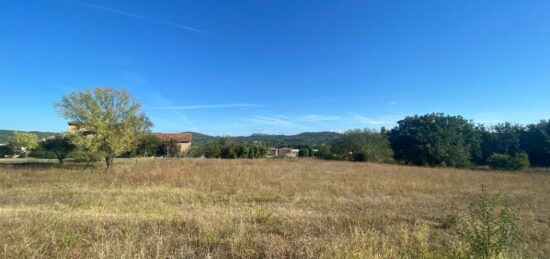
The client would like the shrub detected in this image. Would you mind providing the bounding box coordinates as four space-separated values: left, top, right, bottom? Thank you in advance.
0 145 13 158
298 148 310 157
486 153 512 169
512 152 530 170
352 152 366 162
332 129 393 162
487 153 530 170
388 113 480 167
456 185 518 258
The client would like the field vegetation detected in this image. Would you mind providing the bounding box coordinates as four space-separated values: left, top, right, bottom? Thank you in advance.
0 159 548 258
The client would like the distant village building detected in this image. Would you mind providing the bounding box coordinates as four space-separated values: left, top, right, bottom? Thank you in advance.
278 147 300 158
266 147 278 158
67 122 93 135
67 122 192 155
154 133 193 154
267 147 299 158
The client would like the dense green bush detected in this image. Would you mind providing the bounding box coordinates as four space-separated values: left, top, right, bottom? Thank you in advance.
332 129 393 162
28 146 56 159
487 153 530 171
298 147 311 157
0 145 13 158
135 134 164 157
520 120 550 167
388 113 481 167
195 138 267 159
314 145 333 160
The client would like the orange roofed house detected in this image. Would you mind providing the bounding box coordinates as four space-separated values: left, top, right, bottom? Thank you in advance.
154 133 193 155
67 122 192 156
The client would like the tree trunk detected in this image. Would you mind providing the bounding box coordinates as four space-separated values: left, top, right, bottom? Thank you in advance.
105 154 114 168
58 158 64 166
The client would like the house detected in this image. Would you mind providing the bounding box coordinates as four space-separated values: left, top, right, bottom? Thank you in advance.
67 122 93 135
266 147 278 158
278 147 299 158
67 122 192 155
154 133 192 154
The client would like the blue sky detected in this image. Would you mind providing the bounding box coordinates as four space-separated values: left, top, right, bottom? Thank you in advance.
1 0 549 135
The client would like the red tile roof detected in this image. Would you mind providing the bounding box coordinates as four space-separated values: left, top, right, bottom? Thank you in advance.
154 133 192 142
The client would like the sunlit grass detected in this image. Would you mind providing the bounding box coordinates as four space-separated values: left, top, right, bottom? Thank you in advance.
0 158 548 258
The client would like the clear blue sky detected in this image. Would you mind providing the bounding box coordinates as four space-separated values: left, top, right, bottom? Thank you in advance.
1 0 549 135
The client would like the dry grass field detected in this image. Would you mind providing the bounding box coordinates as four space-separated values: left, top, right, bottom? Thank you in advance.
0 158 548 258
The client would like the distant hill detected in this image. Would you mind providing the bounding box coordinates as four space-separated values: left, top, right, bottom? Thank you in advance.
188 131 342 147
186 132 217 145
0 129 342 148
235 132 342 147
0 129 58 144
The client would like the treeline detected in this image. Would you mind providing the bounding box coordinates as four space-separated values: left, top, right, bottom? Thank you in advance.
0 129 56 144
191 138 268 159
0 132 269 163
135 135 269 159
313 113 549 170
185 131 343 147
2 111 549 171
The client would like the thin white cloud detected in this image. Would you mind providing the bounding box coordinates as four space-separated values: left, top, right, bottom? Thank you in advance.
148 103 261 110
242 114 340 130
78 2 208 34
80 3 145 19
299 114 340 122
244 115 304 128
352 114 399 127
162 21 210 34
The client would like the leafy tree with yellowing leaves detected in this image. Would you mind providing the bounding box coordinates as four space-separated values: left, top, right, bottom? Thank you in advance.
54 87 152 167
8 132 39 156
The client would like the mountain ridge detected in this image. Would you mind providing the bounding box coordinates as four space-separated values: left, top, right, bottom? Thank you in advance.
0 129 342 147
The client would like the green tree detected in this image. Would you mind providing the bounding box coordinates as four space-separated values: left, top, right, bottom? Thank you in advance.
520 120 550 167
298 147 311 157
135 134 163 157
8 132 39 156
478 123 524 164
388 113 480 167
0 145 13 158
41 135 77 165
219 137 238 159
237 141 267 158
332 129 393 162
314 145 333 160
203 140 221 158
54 87 152 167
486 152 530 171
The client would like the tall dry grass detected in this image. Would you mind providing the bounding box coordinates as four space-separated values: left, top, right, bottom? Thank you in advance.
0 158 548 258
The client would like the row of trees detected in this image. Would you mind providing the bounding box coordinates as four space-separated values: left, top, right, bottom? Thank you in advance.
313 113 549 170
5 112 547 170
193 137 268 159
1 131 189 165
0 132 40 158
2 87 548 170
1 87 153 168
0 133 76 165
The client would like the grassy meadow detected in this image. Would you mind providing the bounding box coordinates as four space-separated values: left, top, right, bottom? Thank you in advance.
0 158 548 258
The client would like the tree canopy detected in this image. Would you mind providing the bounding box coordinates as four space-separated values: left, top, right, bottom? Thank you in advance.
388 113 480 167
521 120 550 167
8 132 39 156
41 134 76 165
54 87 152 167
332 129 393 162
